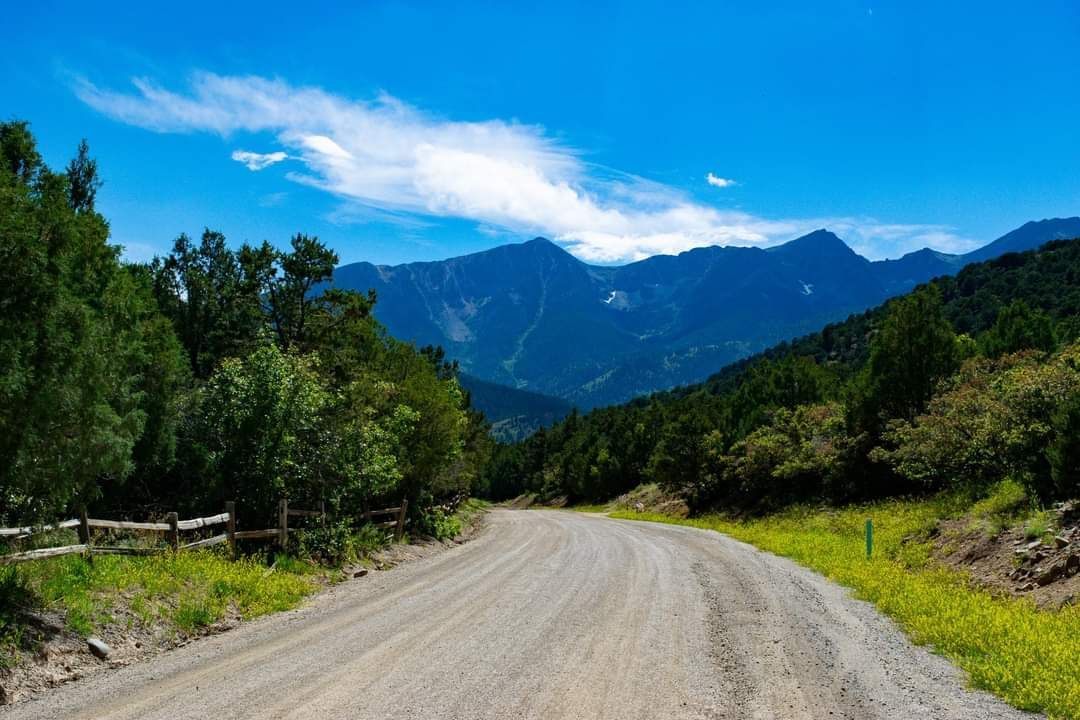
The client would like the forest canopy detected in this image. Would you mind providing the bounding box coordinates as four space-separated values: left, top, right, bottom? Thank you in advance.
0 121 490 534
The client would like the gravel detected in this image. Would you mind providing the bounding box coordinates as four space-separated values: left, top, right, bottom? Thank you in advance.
3 509 1040 719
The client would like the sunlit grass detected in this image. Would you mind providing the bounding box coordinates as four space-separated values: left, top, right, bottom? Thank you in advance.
611 496 1080 720
1 549 321 666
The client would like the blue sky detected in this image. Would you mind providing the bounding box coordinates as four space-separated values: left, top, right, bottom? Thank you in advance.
5 1 1080 265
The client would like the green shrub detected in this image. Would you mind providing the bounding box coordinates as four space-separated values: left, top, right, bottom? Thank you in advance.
970 478 1030 532
1023 510 1055 541
352 523 392 555
416 507 462 540
293 520 357 566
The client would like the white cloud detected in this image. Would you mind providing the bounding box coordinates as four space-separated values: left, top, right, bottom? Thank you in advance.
231 149 289 170
75 72 972 263
706 172 736 188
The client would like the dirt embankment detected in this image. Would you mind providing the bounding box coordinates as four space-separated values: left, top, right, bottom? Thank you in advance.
506 483 689 517
933 500 1079 609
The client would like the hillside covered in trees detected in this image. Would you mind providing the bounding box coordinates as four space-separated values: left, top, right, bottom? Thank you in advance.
484 238 1080 510
0 121 490 538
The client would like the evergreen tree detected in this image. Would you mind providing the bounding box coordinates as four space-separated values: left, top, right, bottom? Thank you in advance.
862 286 960 425
1047 392 1080 500
979 299 1056 357
66 139 101 212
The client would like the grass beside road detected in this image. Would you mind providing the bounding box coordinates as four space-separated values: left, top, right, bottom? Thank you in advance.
0 549 324 669
611 495 1080 720
1 498 494 672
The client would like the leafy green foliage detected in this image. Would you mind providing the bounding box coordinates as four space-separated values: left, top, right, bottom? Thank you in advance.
0 120 488 543
858 285 961 425
293 519 361 566
495 237 1080 511
416 507 462 541
1046 389 1080 500
979 300 1056 357
0 122 159 522
190 345 329 523
875 350 1076 500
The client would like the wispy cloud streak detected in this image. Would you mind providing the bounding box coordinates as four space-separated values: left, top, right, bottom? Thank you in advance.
75 72 977 262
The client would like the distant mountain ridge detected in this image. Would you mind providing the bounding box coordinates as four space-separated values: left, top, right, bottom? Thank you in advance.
871 218 1080 295
332 217 1080 409
458 374 572 443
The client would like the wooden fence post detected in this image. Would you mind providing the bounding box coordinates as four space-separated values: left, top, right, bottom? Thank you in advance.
395 499 408 541
77 506 90 545
278 499 289 550
166 512 179 551
79 506 92 562
225 501 236 560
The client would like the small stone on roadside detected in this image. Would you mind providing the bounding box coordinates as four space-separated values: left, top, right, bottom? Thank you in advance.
87 637 111 659
1054 535 1069 549
353 568 368 578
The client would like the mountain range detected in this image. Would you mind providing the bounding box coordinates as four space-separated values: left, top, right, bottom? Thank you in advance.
332 217 1080 413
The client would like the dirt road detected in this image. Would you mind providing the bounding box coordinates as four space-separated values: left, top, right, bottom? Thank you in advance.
6 510 1037 719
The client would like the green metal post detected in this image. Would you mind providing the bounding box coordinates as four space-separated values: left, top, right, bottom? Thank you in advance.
865 518 873 560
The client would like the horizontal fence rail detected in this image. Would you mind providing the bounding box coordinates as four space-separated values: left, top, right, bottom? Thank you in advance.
0 505 237 564
177 512 230 531
0 519 81 539
0 544 89 565
87 519 171 531
1 497 409 565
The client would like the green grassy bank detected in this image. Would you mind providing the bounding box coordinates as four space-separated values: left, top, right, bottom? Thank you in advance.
1 549 322 669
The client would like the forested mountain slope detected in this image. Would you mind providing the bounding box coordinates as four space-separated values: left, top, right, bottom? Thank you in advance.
332 219 1080 408
459 374 572 443
481 237 1080 508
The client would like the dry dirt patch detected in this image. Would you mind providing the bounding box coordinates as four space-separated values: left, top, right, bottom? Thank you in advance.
933 500 1079 609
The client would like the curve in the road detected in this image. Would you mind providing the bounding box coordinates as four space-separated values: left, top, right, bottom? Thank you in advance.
4 509 1039 720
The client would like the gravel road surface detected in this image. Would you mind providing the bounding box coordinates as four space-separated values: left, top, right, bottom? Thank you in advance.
5 509 1038 719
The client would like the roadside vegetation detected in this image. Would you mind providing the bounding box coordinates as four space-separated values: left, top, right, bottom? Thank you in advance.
610 487 1080 719
0 548 320 669
0 121 491 681
0 120 491 538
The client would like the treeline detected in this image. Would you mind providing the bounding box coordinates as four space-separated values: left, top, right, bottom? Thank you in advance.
485 239 1080 510
0 121 490 535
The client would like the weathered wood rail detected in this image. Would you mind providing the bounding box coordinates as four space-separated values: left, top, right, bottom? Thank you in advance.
0 498 409 565
0 505 236 565
268 498 409 546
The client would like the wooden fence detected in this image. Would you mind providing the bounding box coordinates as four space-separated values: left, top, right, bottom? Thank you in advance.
0 499 408 566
